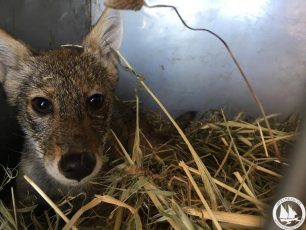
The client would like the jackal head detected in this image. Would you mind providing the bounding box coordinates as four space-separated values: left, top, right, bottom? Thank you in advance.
0 9 122 186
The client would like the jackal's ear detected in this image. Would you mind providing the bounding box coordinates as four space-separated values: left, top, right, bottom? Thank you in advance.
82 8 123 68
0 29 31 83
0 29 31 105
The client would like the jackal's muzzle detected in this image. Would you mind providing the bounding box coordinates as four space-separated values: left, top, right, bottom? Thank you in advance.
58 152 96 182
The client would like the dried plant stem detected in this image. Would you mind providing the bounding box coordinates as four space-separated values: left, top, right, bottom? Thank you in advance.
230 152 282 178
114 207 124 230
10 187 17 230
116 49 224 211
257 122 269 157
179 161 222 230
233 171 263 211
243 134 294 158
218 136 282 177
221 110 254 193
111 122 180 228
184 207 264 228
231 166 253 205
63 195 141 230
185 166 268 209
214 139 232 177
142 181 181 230
132 94 143 166
44 211 52 229
110 129 134 165
23 175 77 230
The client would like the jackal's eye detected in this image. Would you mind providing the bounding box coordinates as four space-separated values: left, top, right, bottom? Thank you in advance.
87 94 104 110
31 97 53 115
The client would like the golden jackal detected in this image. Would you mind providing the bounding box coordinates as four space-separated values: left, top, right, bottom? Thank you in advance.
0 9 123 206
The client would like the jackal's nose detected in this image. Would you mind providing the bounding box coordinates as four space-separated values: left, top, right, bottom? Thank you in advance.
58 152 96 181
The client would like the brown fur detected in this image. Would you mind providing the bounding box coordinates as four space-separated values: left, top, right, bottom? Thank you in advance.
0 9 123 207
16 47 117 204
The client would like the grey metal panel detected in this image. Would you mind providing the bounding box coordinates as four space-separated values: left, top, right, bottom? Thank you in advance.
0 0 91 49
96 0 306 118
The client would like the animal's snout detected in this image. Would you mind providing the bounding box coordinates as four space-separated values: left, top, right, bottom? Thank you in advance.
58 152 96 181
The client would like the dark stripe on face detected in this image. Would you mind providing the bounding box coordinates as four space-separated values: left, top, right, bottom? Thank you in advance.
25 110 40 133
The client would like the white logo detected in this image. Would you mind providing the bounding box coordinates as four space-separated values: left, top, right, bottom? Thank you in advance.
273 197 305 229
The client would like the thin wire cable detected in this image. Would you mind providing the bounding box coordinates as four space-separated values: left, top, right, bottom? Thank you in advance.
145 3 280 158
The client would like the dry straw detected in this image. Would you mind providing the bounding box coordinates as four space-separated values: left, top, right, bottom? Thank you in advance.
0 3 299 230
0 50 296 229
0 87 297 229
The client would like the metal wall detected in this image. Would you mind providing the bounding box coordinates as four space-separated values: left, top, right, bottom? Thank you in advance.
109 0 306 118
0 0 91 48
